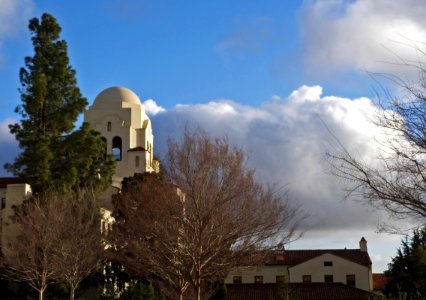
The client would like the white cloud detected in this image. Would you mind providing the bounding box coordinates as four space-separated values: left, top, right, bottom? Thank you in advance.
142 99 165 115
0 118 18 176
0 0 34 63
151 85 408 272
0 85 407 271
0 117 15 141
300 0 426 79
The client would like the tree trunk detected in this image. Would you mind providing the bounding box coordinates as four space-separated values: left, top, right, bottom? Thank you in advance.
39 288 44 300
70 284 76 300
197 284 201 300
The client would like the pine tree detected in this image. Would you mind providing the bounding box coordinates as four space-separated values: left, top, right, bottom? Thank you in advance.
385 227 426 299
5 13 115 193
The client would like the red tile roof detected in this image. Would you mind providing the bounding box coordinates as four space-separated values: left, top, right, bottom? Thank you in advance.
235 249 372 267
290 283 373 300
226 283 373 300
127 146 147 152
373 273 388 291
280 249 372 267
0 177 25 188
225 284 279 300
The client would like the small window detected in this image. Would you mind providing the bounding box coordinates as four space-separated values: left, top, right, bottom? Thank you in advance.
346 274 356 287
276 275 285 283
254 276 263 284
112 136 122 161
233 276 242 284
107 121 112 132
324 261 333 267
135 156 140 168
1 198 5 210
302 275 311 283
324 275 333 283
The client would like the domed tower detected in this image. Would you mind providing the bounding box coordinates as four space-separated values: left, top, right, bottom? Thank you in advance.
84 86 158 188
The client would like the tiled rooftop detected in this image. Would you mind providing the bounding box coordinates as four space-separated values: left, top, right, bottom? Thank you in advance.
127 146 147 152
280 249 372 267
226 283 374 300
373 273 388 291
0 177 24 189
238 248 372 267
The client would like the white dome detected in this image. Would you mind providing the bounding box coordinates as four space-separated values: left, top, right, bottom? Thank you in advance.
92 86 142 108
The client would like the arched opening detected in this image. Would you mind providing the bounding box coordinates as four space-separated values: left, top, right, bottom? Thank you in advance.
112 136 122 161
101 137 107 160
135 156 140 168
107 121 112 132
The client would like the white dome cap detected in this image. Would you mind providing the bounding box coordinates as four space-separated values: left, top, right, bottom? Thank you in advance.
92 86 142 108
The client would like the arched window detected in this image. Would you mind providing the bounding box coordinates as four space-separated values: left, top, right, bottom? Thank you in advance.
107 121 112 132
101 137 107 160
112 136 122 161
135 156 140 168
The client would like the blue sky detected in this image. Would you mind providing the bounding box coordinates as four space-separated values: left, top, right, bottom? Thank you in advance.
2 0 426 272
0 0 375 116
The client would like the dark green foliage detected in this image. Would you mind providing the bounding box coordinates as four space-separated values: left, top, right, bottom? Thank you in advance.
5 13 115 193
119 281 158 300
95 263 160 300
209 279 227 300
0 278 34 299
385 227 426 299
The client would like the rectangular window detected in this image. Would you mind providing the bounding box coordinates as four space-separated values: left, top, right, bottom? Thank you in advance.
276 275 285 283
324 261 333 267
1 198 5 210
233 276 242 284
254 276 263 284
302 275 311 283
346 274 356 287
324 275 333 283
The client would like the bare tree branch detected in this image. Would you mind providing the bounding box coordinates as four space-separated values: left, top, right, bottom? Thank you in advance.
110 128 301 300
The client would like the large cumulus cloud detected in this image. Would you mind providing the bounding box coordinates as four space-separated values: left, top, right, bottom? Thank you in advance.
149 85 404 271
0 118 19 176
300 0 426 80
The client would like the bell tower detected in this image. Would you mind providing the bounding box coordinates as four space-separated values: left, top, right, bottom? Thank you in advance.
84 86 158 188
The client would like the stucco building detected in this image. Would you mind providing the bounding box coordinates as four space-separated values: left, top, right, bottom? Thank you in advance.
0 86 157 250
84 86 158 188
0 178 31 253
225 238 374 298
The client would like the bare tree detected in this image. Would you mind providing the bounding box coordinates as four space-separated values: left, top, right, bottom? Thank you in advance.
111 173 190 300
327 67 426 224
112 129 300 300
53 188 104 300
1 195 60 300
1 188 103 300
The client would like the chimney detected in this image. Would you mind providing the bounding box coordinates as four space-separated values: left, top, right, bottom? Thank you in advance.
359 237 367 252
275 251 285 262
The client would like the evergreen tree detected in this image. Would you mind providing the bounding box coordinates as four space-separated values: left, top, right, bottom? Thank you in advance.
5 13 114 193
385 227 426 299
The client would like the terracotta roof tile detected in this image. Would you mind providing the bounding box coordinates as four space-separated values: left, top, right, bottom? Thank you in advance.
226 283 373 300
225 284 279 300
127 146 147 152
0 177 25 188
281 249 372 267
290 283 372 300
373 273 388 291
236 249 372 267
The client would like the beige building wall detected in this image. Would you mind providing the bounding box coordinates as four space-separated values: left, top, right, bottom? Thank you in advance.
84 86 156 189
0 184 31 252
225 265 289 284
289 253 372 291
